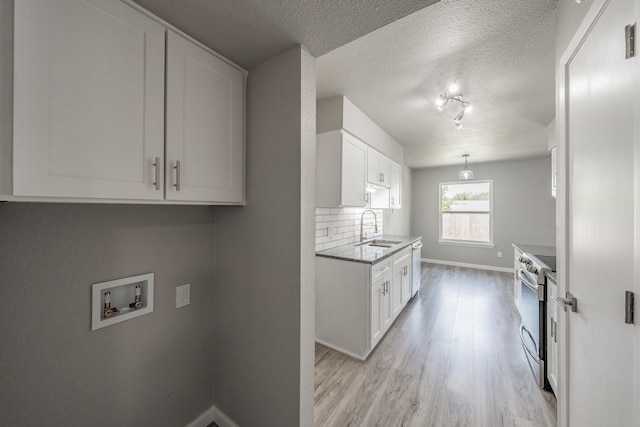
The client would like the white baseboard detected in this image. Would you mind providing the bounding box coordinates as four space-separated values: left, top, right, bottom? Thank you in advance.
186 404 239 427
315 338 367 361
422 258 513 273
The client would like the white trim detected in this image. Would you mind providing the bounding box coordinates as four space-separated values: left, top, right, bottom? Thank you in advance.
437 239 495 248
185 404 239 427
423 258 513 273
315 338 367 361
439 180 494 245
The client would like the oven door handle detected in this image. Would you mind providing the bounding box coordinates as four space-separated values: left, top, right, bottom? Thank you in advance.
519 324 541 363
519 269 539 291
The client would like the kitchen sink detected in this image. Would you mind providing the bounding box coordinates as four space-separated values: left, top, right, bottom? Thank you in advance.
355 239 402 248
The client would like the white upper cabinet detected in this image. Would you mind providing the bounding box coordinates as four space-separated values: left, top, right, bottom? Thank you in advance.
7 0 245 204
13 0 166 200
316 130 367 208
367 148 391 188
166 31 244 203
389 161 402 209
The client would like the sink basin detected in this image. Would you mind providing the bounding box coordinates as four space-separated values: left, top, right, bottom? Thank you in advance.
370 239 402 245
355 239 402 248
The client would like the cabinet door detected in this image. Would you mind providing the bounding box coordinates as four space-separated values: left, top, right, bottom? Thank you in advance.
401 261 412 306
370 279 383 348
389 161 402 208
367 149 391 188
391 266 404 319
166 31 244 203
380 279 392 333
547 280 558 394
14 0 165 200
341 134 367 207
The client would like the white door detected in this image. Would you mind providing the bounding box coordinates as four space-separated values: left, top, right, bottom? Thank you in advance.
340 134 367 207
166 31 244 203
565 0 638 424
13 0 165 200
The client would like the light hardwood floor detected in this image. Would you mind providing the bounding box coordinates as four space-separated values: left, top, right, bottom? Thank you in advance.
314 263 557 427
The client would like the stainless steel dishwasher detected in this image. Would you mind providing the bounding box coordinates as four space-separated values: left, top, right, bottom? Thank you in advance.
411 239 423 297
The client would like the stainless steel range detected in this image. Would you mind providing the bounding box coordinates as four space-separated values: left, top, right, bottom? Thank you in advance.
516 252 556 390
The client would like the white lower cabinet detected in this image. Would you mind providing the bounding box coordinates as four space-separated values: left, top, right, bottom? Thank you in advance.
547 277 558 394
316 246 415 360
514 247 523 314
392 247 412 318
370 260 392 349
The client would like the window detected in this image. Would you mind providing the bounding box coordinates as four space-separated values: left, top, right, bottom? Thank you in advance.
439 180 493 246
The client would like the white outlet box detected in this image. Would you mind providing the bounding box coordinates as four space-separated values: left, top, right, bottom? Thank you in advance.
176 283 190 308
497 251 503 258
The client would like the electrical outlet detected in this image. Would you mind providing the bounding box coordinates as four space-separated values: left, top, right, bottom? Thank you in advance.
497 251 503 258
176 284 190 308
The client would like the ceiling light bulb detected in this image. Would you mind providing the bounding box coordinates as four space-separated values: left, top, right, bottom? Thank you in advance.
435 97 444 106
459 154 474 180
464 104 472 113
449 83 459 93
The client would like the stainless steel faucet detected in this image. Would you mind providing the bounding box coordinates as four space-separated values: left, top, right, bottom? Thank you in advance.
360 209 378 242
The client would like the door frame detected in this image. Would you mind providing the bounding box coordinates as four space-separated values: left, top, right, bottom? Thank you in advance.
557 0 638 426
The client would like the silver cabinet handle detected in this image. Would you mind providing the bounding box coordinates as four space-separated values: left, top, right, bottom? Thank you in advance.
555 292 578 313
551 318 557 343
153 157 160 190
174 160 181 191
390 196 394 205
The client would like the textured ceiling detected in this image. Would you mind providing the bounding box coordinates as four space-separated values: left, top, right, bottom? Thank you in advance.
132 0 439 70
132 0 557 169
317 0 559 168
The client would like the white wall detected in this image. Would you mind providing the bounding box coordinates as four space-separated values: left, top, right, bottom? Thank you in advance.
411 157 555 269
214 46 315 427
317 96 404 164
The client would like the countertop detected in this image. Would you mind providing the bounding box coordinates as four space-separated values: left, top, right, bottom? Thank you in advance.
512 243 556 257
316 235 422 264
546 271 557 284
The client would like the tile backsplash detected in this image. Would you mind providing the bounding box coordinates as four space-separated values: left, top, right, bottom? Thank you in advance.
315 207 384 252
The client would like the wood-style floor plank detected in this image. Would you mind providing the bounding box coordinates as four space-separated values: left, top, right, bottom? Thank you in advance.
314 263 557 427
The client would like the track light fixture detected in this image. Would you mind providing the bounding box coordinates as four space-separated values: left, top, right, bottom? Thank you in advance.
435 84 471 129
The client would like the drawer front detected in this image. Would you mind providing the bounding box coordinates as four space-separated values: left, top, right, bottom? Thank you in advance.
372 259 392 282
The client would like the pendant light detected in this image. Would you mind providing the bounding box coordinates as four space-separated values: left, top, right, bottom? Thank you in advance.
458 154 474 180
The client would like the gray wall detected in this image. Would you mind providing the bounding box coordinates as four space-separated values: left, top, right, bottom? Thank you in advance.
0 204 216 426
1 0 218 424
214 46 315 427
411 157 556 269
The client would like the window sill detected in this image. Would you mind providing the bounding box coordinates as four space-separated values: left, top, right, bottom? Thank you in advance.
438 239 495 248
